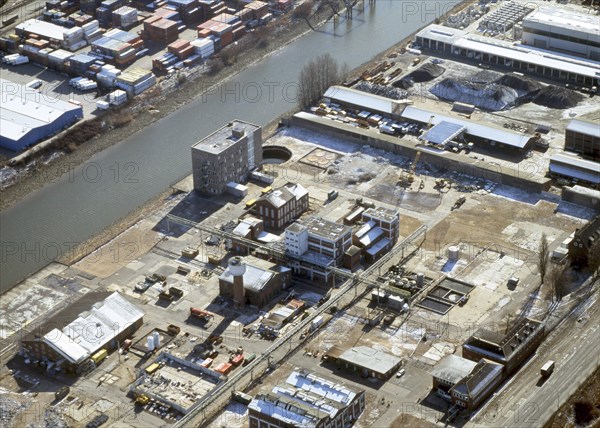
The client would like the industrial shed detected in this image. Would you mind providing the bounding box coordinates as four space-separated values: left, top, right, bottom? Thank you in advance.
323 86 409 118
549 152 600 185
1 79 83 151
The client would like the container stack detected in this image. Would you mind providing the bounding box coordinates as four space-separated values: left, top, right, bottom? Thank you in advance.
80 0 100 14
234 8 252 22
47 49 74 71
96 64 121 86
68 53 97 75
271 0 292 13
167 0 201 23
81 20 102 43
115 68 156 94
197 16 243 48
109 89 127 105
112 6 138 29
198 0 227 21
71 77 98 90
45 0 79 14
190 37 214 58
143 16 179 44
71 12 94 26
2 54 30 65
151 52 179 71
96 0 127 27
167 39 194 59
91 29 143 66
63 26 87 51
243 1 268 21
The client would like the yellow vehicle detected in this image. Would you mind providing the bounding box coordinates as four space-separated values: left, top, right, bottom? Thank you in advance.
261 186 273 195
145 363 160 375
90 349 108 365
245 199 257 209
136 394 149 405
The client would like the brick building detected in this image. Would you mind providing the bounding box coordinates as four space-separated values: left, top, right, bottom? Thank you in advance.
254 182 309 229
568 214 600 268
191 120 262 195
565 119 600 160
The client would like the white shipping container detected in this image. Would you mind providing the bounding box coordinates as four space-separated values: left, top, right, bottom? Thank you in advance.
96 99 110 110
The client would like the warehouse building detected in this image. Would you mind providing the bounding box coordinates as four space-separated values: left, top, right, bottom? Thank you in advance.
522 7 600 61
21 292 144 375
415 24 600 86
254 182 309 229
324 345 402 380
402 105 536 155
565 119 600 160
1 79 83 151
462 318 544 375
323 86 410 119
285 217 353 283
568 215 600 268
191 120 262 194
248 369 366 428
549 152 600 186
219 257 291 307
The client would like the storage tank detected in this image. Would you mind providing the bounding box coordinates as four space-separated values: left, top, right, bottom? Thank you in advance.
448 246 460 261
416 273 424 287
146 336 155 351
152 331 160 348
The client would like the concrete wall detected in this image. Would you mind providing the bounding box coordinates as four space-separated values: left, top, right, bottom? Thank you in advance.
562 186 600 211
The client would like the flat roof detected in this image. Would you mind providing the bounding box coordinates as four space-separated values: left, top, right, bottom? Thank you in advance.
192 120 259 154
366 237 390 256
567 119 600 139
338 346 401 375
16 19 67 40
431 354 477 384
302 217 352 241
1 79 82 144
363 207 398 223
402 106 531 149
324 86 402 115
219 261 275 292
550 152 600 172
524 7 600 37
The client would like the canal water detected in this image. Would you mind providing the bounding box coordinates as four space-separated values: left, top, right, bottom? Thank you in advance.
0 0 460 292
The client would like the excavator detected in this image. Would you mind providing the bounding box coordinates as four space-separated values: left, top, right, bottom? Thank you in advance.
399 150 421 187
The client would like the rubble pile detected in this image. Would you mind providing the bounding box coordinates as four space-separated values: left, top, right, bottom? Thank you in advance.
0 391 31 427
354 81 409 100
430 78 520 111
407 63 446 82
534 85 583 109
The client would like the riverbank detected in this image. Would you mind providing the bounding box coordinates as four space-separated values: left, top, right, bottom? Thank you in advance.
0 6 333 212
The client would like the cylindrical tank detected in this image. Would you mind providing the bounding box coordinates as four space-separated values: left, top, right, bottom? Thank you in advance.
402 303 410 313
228 256 247 276
416 273 424 287
448 246 460 261
146 336 155 351
152 331 160 348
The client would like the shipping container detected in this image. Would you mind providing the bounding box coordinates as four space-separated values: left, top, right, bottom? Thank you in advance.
145 363 160 374
242 353 256 366
91 349 108 364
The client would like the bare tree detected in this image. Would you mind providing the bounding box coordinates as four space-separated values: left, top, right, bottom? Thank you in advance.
549 263 570 302
298 53 347 108
538 233 549 284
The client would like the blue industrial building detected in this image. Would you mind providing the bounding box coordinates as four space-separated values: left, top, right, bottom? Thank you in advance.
1 79 83 152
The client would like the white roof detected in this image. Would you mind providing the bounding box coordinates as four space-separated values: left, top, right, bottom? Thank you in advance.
355 220 376 239
16 19 67 40
227 182 248 191
416 24 466 44
219 263 274 292
286 182 308 200
402 106 530 148
422 121 466 146
339 346 401 375
524 7 600 36
248 396 318 426
286 370 357 406
550 152 600 172
359 227 384 247
567 119 600 139
43 292 144 364
550 153 600 184
324 86 399 115
256 231 281 243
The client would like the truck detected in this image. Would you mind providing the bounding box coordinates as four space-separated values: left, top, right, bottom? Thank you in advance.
541 360 555 378
190 307 214 320
242 353 256 366
230 354 244 366
91 349 108 365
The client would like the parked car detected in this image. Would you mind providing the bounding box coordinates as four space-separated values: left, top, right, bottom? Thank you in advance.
396 369 406 378
26 79 42 89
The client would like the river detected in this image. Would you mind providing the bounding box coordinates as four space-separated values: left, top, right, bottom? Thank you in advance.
0 0 460 292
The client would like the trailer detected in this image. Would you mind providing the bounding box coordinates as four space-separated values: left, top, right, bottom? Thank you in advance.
541 360 555 378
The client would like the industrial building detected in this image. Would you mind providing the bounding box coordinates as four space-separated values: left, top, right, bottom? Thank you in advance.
522 7 600 61
324 345 402 380
415 24 600 86
191 120 262 194
20 292 143 375
219 257 291 307
354 207 400 262
565 119 600 160
402 105 535 155
285 217 353 283
568 215 600 268
254 182 309 229
462 318 544 375
323 86 410 119
248 369 366 428
1 79 83 151
431 355 503 411
549 152 600 186
131 352 224 415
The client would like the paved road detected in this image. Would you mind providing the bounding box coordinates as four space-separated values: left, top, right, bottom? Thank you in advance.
473 290 600 428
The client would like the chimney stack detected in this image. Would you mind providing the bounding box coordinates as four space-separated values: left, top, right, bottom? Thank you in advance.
228 256 246 308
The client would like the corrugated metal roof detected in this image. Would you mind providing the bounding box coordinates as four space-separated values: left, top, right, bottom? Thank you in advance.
16 19 67 40
550 152 600 172
42 292 144 364
430 354 477 384
421 121 466 146
524 6 600 36
567 119 600 139
219 263 274 292
324 86 397 115
339 346 401 375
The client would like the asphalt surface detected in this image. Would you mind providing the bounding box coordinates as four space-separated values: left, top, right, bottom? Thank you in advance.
473 288 600 428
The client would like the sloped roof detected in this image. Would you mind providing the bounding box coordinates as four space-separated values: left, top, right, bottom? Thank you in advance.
431 355 477 385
